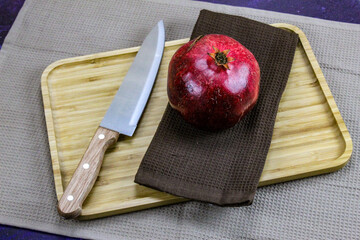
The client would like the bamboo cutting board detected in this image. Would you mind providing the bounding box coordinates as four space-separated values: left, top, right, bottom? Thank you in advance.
41 24 352 220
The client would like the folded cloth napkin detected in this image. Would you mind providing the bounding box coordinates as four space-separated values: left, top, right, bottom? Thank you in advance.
135 9 298 205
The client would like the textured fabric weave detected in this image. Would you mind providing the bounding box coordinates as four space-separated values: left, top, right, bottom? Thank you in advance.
0 0 359 239
135 10 298 205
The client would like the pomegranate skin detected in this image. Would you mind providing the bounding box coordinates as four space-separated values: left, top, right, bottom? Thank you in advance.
168 34 260 130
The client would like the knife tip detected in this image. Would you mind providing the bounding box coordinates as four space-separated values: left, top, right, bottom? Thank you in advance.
158 20 164 28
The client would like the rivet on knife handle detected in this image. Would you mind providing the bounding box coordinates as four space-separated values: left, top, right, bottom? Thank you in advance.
57 127 119 218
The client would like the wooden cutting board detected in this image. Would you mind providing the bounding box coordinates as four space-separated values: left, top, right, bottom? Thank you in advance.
41 23 352 220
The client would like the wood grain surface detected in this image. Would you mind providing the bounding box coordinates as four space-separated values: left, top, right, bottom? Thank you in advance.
57 127 119 218
41 24 352 220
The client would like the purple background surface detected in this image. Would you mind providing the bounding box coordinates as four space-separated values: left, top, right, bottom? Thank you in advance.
0 0 359 239
0 0 24 48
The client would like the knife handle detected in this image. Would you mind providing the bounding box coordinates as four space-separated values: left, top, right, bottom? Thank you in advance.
57 127 119 219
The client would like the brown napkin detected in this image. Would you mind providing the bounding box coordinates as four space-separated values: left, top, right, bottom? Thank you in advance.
135 10 298 205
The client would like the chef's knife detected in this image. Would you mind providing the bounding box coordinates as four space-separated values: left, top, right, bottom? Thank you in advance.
57 21 165 219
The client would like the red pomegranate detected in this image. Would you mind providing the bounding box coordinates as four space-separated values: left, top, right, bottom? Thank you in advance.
167 34 260 130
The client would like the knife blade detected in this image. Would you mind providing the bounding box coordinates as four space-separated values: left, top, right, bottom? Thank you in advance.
57 21 165 219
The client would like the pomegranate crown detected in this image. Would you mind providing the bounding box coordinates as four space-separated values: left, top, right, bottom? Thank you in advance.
208 46 234 70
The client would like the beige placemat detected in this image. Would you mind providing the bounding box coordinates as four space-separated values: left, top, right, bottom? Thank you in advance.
0 0 359 239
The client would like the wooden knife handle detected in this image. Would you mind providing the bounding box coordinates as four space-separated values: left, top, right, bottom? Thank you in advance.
57 127 119 218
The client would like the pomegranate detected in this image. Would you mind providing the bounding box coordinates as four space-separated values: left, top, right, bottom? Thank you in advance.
167 34 260 130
